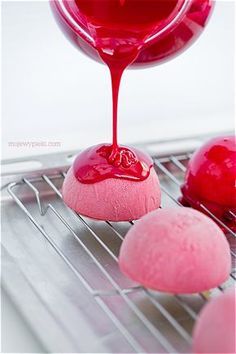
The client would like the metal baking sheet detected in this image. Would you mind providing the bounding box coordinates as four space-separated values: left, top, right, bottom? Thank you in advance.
1 136 235 353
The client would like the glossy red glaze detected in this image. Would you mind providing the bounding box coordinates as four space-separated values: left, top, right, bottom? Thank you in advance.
73 144 153 183
51 0 214 184
51 0 214 67
181 136 236 230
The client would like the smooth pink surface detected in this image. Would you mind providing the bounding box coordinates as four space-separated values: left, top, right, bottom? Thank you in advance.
119 208 231 294
193 289 236 354
62 166 161 221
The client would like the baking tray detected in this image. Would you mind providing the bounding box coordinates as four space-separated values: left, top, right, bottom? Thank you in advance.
1 135 235 353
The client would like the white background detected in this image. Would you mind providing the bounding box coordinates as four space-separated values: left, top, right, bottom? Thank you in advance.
2 1 235 159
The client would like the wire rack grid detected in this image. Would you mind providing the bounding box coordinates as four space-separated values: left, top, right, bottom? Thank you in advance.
4 151 236 353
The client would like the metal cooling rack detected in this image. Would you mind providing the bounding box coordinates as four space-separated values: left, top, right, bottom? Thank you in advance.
1 139 235 353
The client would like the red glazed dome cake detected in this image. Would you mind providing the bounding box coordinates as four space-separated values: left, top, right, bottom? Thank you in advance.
181 136 236 231
62 144 161 221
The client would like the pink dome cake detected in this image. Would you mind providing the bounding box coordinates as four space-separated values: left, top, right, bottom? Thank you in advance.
192 289 236 353
62 144 161 221
119 208 231 294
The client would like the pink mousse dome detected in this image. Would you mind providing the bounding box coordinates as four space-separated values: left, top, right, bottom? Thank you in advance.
62 166 161 221
119 208 231 294
192 289 236 353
